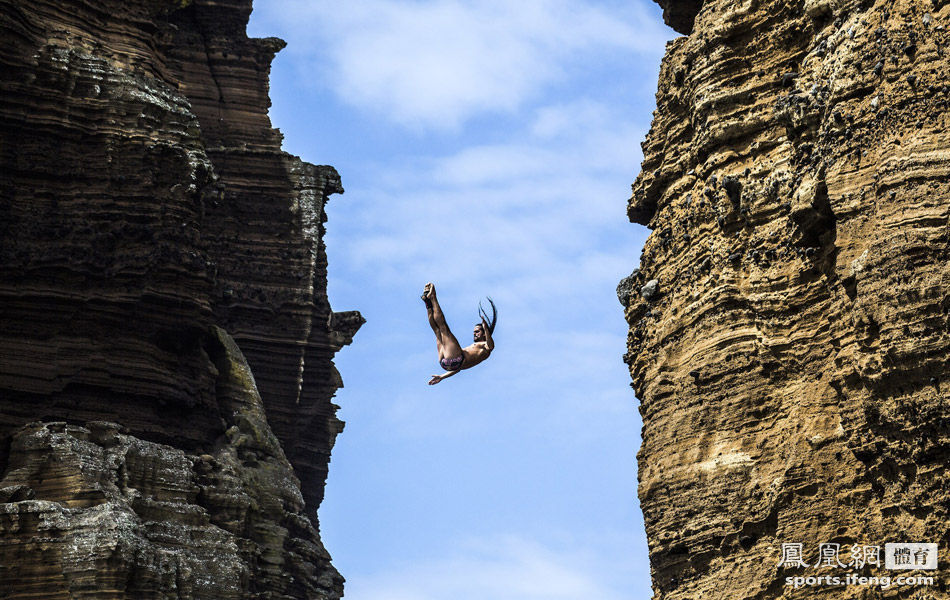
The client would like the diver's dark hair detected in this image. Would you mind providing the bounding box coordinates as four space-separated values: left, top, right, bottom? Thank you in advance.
478 297 497 334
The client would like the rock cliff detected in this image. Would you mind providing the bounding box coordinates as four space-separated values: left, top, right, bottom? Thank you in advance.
623 0 949 598
0 0 361 598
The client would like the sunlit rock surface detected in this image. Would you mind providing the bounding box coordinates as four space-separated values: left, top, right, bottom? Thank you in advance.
0 0 360 597
624 0 950 598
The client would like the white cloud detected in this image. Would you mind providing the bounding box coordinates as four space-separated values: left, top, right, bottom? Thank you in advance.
345 535 630 600
431 125 644 187
531 99 612 139
327 100 646 298
255 0 666 130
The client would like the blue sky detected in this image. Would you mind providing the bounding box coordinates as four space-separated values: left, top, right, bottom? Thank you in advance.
247 2 675 598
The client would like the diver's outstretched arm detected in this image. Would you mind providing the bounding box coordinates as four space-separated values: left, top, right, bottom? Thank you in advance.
429 369 459 385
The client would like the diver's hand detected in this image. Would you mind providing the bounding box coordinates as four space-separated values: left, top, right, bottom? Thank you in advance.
428 374 443 385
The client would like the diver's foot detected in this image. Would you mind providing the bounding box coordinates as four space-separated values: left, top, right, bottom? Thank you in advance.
422 282 434 306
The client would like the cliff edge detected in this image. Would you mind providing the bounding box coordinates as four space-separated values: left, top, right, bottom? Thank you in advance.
623 0 949 598
0 0 361 598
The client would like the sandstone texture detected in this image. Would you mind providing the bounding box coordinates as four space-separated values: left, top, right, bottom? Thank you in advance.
0 0 360 597
624 0 950 598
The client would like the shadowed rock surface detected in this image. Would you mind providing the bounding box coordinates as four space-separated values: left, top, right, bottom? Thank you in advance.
624 0 950 598
0 0 361 597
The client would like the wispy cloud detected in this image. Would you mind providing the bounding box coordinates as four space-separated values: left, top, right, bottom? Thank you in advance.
345 534 632 600
432 101 644 187
327 99 645 293
254 0 667 130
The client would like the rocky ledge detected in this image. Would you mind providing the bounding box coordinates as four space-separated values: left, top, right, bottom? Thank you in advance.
623 0 950 598
0 0 360 598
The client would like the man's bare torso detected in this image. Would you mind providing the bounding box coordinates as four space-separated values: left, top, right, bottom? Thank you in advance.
461 341 492 369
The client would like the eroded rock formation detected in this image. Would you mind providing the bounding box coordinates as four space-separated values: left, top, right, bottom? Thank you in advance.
0 0 360 597
624 0 950 598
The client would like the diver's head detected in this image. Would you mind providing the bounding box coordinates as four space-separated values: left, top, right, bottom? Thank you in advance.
474 323 485 342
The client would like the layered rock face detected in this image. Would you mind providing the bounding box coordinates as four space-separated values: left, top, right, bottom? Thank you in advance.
0 0 360 597
623 0 950 598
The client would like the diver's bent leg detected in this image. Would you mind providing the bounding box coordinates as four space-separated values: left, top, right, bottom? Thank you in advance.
440 330 464 361
431 300 463 359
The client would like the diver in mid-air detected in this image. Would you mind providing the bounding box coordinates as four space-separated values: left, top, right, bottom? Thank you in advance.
421 282 496 385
